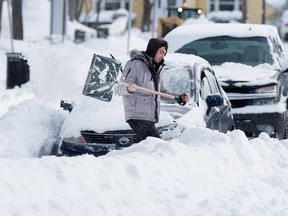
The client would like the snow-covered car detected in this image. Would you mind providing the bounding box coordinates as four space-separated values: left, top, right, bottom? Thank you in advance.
279 10 288 41
57 53 234 157
165 23 288 139
58 97 177 157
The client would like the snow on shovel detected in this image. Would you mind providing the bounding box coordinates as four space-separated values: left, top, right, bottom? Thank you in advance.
83 54 175 102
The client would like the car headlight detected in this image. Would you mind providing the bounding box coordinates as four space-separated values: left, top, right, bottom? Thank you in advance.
252 98 277 105
256 124 276 136
253 85 278 105
255 85 277 94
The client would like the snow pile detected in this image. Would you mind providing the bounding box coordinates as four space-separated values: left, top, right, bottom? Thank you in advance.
1 0 288 215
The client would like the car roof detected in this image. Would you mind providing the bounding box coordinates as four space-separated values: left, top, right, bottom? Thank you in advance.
164 53 210 68
164 23 279 52
164 53 213 82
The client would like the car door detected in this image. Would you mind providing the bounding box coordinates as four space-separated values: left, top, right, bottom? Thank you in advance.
200 69 233 132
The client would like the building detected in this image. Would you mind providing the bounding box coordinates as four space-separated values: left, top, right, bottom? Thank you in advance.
164 0 265 24
81 0 271 32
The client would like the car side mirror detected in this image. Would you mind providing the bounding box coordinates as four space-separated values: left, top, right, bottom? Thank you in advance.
206 94 224 115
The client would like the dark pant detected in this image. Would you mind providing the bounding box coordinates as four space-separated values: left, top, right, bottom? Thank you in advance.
127 119 161 142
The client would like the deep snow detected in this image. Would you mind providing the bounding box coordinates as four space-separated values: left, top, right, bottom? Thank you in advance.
1 1 288 215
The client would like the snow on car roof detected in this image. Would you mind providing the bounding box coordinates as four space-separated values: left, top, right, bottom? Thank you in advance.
165 52 209 67
164 23 279 53
164 53 212 81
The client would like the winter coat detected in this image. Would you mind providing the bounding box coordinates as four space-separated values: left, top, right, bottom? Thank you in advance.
115 50 175 123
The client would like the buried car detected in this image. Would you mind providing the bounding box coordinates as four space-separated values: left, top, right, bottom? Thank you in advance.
57 53 234 157
165 23 288 139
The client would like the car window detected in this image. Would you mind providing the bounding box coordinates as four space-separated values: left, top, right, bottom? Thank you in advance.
163 66 193 95
270 35 286 59
200 69 221 100
176 36 274 66
201 76 211 100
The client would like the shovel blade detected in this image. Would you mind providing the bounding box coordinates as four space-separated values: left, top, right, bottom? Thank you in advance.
83 54 122 102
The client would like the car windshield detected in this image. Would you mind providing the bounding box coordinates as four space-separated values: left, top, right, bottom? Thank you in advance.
175 36 274 66
163 65 193 96
168 8 201 20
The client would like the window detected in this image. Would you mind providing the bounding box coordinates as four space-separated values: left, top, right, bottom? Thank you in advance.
200 70 221 100
204 70 221 94
219 0 235 11
176 36 273 66
210 0 242 11
168 0 176 6
105 3 120 10
271 36 286 59
163 66 192 95
201 76 211 100
125 3 129 10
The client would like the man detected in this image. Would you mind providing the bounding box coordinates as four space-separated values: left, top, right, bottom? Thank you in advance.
115 38 189 141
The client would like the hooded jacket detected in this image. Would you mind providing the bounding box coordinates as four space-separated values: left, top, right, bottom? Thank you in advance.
115 38 174 123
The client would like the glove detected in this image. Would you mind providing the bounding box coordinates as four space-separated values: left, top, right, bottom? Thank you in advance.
176 93 187 106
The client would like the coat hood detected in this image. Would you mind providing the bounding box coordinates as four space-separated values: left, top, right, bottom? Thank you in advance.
129 49 153 65
145 38 168 58
129 49 166 71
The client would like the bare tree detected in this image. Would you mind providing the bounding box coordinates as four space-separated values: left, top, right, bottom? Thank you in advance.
69 0 76 21
69 0 87 21
12 0 23 40
261 0 265 24
142 0 152 32
95 0 102 26
75 0 85 20
241 0 247 23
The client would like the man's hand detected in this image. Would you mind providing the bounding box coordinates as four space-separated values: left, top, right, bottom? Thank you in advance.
176 92 190 106
182 92 190 103
127 84 137 93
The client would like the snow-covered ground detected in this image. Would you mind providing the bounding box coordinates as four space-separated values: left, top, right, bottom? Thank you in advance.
1 0 288 215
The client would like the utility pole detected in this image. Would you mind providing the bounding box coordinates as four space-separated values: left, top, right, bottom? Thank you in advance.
241 0 247 23
262 0 265 24
127 0 132 54
151 0 157 38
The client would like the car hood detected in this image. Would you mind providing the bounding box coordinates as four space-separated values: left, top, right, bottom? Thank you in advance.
212 63 280 86
60 96 174 138
60 95 207 139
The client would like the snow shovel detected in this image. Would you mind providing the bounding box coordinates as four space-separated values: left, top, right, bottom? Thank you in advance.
83 54 175 102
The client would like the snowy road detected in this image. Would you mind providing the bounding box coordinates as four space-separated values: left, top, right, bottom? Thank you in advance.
0 40 288 215
0 2 288 213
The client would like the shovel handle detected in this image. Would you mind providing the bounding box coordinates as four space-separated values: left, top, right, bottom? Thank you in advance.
118 81 176 100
